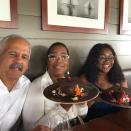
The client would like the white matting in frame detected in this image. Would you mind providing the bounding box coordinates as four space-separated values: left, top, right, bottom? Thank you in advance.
0 0 11 21
122 0 131 30
47 0 105 29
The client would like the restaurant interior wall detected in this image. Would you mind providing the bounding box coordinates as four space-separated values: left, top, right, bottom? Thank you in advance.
0 0 131 80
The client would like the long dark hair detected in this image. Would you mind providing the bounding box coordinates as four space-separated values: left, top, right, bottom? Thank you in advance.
78 43 125 85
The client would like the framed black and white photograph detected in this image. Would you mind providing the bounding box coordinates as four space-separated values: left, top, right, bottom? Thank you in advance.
120 0 131 35
57 0 98 19
0 0 17 28
42 0 109 34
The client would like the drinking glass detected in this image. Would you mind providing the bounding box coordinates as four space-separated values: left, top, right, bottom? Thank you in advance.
36 107 73 131
53 113 72 131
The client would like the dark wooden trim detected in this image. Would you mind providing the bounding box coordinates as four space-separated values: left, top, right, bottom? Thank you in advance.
119 0 131 35
123 68 131 72
42 0 109 34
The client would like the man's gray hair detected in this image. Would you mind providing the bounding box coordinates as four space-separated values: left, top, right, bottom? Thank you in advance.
0 34 31 56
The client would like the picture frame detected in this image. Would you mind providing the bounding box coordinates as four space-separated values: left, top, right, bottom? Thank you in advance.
120 0 131 35
42 0 109 34
0 0 17 28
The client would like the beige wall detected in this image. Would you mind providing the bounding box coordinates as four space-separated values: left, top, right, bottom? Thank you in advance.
0 0 131 80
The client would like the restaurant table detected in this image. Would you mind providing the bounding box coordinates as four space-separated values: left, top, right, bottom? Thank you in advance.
73 108 131 131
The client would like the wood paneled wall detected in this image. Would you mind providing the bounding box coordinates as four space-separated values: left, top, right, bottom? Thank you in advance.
0 0 131 80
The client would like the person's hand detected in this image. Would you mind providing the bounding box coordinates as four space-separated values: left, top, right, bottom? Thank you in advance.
116 80 128 88
31 125 51 131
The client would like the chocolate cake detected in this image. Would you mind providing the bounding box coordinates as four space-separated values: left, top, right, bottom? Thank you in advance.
101 86 131 104
52 77 87 101
44 76 100 103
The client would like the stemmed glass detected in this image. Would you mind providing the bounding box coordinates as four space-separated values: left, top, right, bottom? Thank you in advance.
36 110 72 131
53 112 72 131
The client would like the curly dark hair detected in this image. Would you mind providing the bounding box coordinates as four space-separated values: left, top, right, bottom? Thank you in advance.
78 43 125 85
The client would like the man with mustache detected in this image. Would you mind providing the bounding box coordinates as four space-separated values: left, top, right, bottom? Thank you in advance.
0 34 50 131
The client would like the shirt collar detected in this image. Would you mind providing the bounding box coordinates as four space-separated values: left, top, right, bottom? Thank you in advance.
0 75 28 92
0 80 9 92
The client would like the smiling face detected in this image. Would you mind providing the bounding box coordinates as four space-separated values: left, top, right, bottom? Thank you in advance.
47 45 69 80
0 38 30 82
97 48 115 74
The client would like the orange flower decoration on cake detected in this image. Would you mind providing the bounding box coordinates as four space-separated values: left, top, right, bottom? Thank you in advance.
74 84 84 97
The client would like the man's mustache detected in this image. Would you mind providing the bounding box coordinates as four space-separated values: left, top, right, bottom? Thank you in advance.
9 63 23 71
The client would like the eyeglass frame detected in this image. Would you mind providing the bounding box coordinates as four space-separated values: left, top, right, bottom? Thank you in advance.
97 55 115 62
48 53 69 61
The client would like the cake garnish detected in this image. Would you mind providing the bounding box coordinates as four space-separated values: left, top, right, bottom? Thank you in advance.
74 84 84 97
51 77 88 101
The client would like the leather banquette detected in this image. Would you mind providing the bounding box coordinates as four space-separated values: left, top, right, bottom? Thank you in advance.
123 69 131 88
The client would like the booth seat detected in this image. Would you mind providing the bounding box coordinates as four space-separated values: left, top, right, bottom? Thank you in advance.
123 69 131 88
